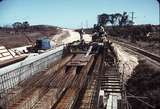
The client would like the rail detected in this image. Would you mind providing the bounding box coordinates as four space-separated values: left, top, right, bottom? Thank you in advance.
111 39 160 64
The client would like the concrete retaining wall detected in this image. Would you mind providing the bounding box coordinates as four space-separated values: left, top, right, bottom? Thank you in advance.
0 45 64 94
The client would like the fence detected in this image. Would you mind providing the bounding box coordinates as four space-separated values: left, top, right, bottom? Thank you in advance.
0 45 64 97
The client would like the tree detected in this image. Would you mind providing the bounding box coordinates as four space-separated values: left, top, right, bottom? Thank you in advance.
114 13 122 25
12 22 22 29
98 12 131 27
22 21 30 29
12 22 23 33
12 21 30 33
109 14 115 26
98 13 110 26
119 12 129 26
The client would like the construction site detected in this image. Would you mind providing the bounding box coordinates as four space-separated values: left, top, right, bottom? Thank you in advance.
0 0 160 109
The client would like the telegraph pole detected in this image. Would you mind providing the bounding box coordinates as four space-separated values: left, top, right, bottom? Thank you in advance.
131 12 135 23
129 12 135 24
157 0 160 54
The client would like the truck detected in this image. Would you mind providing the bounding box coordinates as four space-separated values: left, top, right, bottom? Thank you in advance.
27 37 53 53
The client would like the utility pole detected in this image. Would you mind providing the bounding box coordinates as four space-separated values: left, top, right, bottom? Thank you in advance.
129 12 135 24
157 0 160 54
131 12 135 23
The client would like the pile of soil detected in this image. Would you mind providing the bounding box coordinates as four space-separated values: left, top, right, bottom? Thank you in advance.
0 25 59 48
126 60 160 109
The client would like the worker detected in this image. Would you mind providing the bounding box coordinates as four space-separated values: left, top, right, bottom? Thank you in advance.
79 29 85 41
99 25 107 37
93 24 98 33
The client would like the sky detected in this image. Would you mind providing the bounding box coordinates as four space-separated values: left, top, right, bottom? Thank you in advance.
0 0 159 28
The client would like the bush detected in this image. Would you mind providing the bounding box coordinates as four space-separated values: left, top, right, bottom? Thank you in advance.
126 60 160 109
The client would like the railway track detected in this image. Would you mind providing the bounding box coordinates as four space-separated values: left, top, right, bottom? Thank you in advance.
99 64 122 109
111 39 160 64
75 55 102 109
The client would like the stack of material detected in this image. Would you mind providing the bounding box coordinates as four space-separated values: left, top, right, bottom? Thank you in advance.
32 89 58 109
56 67 77 98
79 82 97 109
55 88 76 109
8 89 41 109
78 55 102 109
0 46 14 61
67 54 92 66
0 46 27 68
54 55 94 109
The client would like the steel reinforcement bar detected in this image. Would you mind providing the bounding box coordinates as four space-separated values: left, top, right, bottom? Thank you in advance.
1 55 73 109
53 55 95 109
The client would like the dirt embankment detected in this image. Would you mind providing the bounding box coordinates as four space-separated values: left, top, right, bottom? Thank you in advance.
113 43 138 81
113 43 160 109
52 29 92 46
0 25 59 48
126 60 160 109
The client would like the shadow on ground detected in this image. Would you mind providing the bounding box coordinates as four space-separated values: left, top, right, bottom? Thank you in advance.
126 60 160 109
